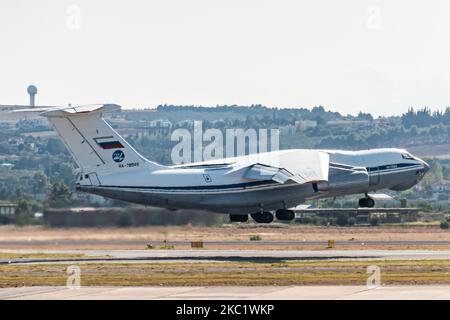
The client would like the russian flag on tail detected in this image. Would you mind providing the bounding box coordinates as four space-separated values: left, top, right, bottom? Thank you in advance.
94 136 124 149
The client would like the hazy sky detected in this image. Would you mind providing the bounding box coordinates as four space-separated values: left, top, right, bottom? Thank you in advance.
1 0 449 116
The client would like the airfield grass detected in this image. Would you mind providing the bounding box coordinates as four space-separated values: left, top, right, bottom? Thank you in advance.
3 225 450 244
1 259 450 287
0 252 89 260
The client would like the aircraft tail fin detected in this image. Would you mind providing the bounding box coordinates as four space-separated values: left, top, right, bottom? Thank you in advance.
41 104 164 175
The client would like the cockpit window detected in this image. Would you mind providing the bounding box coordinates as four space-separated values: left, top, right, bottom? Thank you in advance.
401 153 415 160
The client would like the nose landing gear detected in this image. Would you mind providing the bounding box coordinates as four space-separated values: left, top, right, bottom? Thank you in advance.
359 195 375 208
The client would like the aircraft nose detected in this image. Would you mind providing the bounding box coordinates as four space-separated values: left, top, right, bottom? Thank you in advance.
422 160 430 173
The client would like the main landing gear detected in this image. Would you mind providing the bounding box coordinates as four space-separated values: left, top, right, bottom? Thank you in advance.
359 194 375 208
229 208 295 224
229 214 249 223
251 212 274 223
275 209 295 221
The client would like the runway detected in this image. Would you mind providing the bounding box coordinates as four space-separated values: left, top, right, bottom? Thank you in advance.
2 240 450 247
2 249 450 264
2 285 450 300
2 249 450 297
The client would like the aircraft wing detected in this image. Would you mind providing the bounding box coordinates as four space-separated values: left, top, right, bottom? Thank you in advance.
238 150 329 185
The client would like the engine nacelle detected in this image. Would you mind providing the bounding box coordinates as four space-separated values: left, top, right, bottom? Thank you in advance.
316 165 369 193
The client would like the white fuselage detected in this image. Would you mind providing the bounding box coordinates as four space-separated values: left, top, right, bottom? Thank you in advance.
77 148 429 214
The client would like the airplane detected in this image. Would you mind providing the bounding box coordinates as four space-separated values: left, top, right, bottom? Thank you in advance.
20 103 430 223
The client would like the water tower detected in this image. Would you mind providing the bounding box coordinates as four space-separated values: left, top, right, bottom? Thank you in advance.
27 85 37 107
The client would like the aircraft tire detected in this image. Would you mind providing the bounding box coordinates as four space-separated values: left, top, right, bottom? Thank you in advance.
359 197 375 208
251 212 274 223
275 209 295 221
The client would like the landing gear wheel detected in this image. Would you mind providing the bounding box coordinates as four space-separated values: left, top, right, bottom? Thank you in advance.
359 197 375 208
275 209 295 221
251 212 274 223
229 214 248 223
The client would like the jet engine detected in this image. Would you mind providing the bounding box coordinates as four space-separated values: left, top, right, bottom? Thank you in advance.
315 164 369 194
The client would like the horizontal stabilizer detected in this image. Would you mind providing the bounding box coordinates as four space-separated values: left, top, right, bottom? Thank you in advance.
10 104 121 117
42 104 121 117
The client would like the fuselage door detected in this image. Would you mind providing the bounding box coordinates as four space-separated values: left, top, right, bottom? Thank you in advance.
87 172 101 186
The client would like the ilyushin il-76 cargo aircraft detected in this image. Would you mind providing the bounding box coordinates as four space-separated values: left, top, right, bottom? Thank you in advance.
19 104 429 223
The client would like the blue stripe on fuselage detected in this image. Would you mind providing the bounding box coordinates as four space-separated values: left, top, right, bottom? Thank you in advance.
83 180 279 191
367 162 421 173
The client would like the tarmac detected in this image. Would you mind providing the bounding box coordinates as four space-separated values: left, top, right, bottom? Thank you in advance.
2 240 450 247
2 285 450 300
2 249 450 300
2 249 450 264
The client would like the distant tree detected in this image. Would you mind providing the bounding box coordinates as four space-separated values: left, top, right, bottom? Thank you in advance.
437 194 448 201
336 214 349 226
366 132 381 146
15 188 24 199
400 198 407 208
55 163 75 186
14 199 33 226
443 107 450 125
402 107 439 127
408 125 418 136
46 138 66 155
442 166 450 180
313 116 326 126
370 216 380 226
32 171 48 199
348 217 356 226
356 111 373 121
421 159 443 186
117 212 133 227
311 106 325 115
48 180 73 208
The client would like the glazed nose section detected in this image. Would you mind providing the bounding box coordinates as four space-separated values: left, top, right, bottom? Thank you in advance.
416 158 430 181
409 152 429 173
421 160 430 173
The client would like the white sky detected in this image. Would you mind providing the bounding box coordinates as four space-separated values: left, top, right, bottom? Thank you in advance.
1 0 449 116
